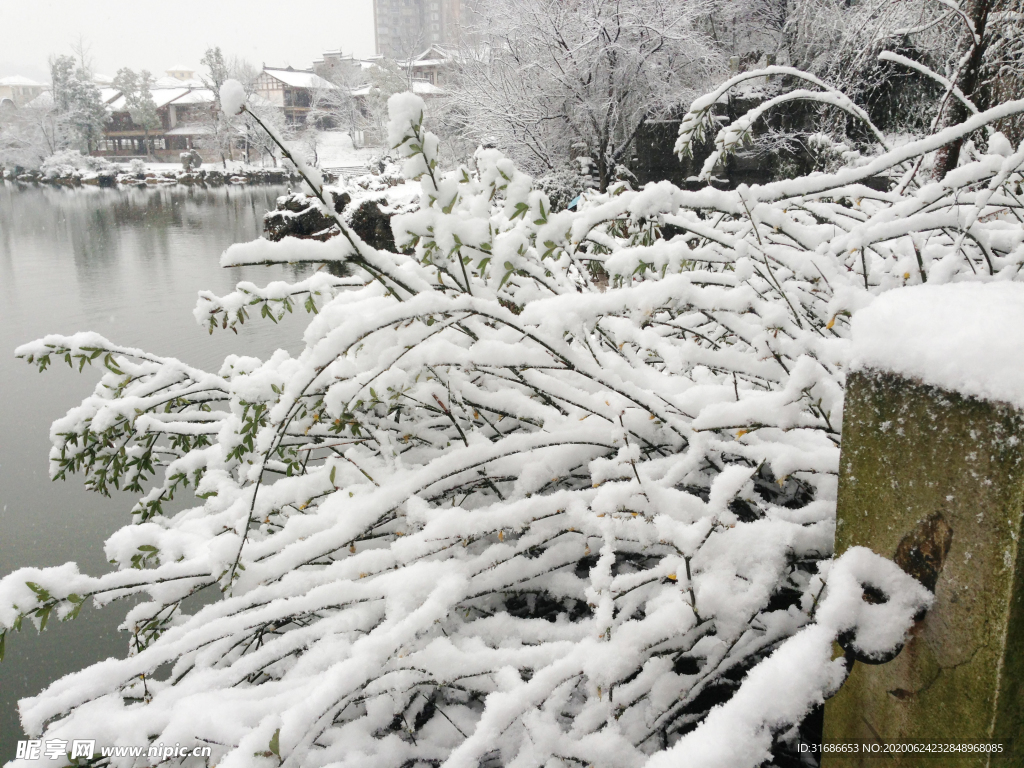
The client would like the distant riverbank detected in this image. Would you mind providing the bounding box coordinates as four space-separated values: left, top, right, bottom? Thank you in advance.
3 164 305 188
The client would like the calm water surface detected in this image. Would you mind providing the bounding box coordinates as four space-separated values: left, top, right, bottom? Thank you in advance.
0 182 312 759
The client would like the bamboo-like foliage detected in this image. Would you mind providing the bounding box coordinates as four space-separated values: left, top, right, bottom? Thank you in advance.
1 88 1022 767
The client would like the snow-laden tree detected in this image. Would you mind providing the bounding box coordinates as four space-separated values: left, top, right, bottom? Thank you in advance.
2 77 1022 767
444 0 723 191
198 47 238 167
48 54 108 155
307 73 361 140
0 106 52 170
238 99 288 168
1 54 106 170
206 56 277 167
197 48 269 167
731 0 1024 152
359 58 414 147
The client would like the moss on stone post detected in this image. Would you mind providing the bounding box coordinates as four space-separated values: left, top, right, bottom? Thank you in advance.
822 370 1024 767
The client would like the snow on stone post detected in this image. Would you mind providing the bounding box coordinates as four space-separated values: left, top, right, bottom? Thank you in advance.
823 284 1024 766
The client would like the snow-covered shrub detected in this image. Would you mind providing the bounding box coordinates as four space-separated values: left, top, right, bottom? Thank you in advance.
264 181 419 255
129 158 146 175
39 149 116 179
536 165 585 212
357 154 406 190
3 88 1022 768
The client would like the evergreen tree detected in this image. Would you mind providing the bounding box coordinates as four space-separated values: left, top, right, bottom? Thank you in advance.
200 46 231 93
49 54 107 153
113 68 160 155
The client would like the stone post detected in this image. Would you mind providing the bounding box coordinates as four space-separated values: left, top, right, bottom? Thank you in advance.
822 284 1024 767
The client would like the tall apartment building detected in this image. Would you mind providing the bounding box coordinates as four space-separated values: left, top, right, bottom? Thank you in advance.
372 0 465 58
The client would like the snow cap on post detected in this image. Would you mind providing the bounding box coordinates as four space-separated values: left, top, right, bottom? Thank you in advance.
220 79 247 116
851 283 1024 409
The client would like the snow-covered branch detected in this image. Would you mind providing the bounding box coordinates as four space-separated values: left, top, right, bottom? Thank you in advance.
3 86 1022 767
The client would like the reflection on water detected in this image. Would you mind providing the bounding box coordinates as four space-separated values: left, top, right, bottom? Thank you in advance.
0 182 311 759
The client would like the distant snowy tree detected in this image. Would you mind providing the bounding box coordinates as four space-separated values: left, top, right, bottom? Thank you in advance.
2 50 106 169
201 47 239 166
201 46 231 93
0 117 43 170
758 0 1022 149
223 56 267 165
360 58 412 145
445 0 723 190
49 54 107 154
930 0 1024 173
294 79 349 167
309 67 362 139
983 0 1024 143
0 100 57 170
113 68 160 156
240 101 287 167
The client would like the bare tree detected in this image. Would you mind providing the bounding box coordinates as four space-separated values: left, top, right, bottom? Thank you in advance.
311 63 362 138
70 35 95 76
445 0 724 190
772 0 1023 170
225 57 265 165
934 0 1024 173
200 47 236 166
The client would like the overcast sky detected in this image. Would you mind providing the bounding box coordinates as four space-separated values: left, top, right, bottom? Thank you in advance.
0 0 376 83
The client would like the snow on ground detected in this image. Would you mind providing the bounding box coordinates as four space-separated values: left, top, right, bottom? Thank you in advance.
314 132 380 170
115 131 381 177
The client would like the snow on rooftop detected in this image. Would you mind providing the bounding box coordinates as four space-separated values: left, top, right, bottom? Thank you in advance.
0 75 42 86
851 282 1024 410
262 68 336 90
166 124 213 136
153 75 205 89
108 87 192 111
247 92 275 109
171 88 215 104
24 91 53 108
351 81 442 98
411 80 443 95
150 87 193 107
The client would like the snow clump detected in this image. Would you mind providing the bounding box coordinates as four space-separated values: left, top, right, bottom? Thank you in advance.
219 78 247 116
852 282 1024 409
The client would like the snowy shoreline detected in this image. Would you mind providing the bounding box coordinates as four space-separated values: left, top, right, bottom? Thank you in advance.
2 131 384 190
4 165 308 188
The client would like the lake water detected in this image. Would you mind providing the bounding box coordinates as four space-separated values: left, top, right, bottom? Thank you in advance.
0 182 313 759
